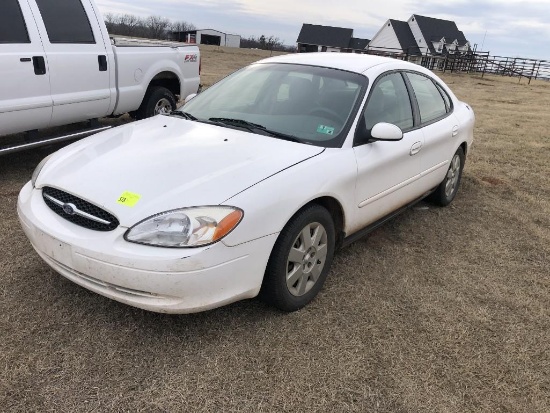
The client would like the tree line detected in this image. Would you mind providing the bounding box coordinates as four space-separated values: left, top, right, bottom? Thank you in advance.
104 13 195 40
241 35 296 52
104 13 296 52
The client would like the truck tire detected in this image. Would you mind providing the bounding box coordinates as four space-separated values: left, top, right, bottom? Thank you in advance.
135 86 176 120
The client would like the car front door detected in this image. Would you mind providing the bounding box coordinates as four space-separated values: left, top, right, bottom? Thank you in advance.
0 0 52 136
28 0 112 128
352 72 425 230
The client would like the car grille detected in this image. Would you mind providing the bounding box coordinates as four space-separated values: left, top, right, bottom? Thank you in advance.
42 186 119 231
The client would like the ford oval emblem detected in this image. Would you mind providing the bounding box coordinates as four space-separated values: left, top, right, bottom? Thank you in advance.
62 203 76 215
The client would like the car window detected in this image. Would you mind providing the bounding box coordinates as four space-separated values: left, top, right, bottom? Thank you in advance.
406 72 447 123
218 69 272 107
363 72 413 131
0 0 30 44
36 0 95 44
276 73 317 102
435 82 452 112
183 63 368 148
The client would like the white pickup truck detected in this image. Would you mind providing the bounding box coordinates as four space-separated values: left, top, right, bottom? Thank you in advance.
0 0 200 154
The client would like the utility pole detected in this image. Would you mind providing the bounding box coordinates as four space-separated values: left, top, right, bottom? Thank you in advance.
480 30 487 51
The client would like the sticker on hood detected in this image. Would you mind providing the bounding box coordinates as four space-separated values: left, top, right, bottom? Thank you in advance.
117 191 141 207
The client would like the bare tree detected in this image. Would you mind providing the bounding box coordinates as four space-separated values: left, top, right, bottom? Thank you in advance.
169 21 196 41
118 14 143 37
241 35 294 52
146 15 171 39
104 13 117 33
266 36 282 51
170 21 196 33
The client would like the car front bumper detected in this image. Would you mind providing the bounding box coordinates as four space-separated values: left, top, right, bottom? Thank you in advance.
17 182 277 313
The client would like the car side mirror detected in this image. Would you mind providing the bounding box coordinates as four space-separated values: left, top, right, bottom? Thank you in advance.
370 122 403 141
184 93 197 104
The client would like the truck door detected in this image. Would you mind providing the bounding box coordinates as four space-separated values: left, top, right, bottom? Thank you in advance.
28 0 112 128
0 0 52 137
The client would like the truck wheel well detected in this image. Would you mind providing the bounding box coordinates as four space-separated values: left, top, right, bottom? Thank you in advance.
148 71 180 99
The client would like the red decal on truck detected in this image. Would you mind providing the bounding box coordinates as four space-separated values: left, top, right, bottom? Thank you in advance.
184 54 198 63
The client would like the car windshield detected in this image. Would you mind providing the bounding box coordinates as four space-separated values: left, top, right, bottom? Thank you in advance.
181 63 368 147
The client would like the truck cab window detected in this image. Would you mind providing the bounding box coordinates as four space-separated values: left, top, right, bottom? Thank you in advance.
0 0 30 44
35 0 95 44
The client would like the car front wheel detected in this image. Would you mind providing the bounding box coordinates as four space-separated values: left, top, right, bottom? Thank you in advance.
260 205 336 312
429 147 465 206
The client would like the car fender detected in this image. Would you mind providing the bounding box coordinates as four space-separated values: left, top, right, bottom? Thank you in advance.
221 148 357 247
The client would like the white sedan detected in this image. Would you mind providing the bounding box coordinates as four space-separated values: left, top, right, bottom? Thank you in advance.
18 53 475 313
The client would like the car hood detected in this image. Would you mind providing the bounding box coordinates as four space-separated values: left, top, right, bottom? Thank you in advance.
37 116 324 227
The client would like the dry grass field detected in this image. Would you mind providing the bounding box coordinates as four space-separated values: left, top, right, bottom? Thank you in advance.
1 45 549 412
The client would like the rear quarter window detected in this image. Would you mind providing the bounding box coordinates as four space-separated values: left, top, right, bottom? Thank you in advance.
435 83 453 112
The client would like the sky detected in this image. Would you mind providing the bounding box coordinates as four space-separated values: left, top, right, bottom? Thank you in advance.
96 0 550 60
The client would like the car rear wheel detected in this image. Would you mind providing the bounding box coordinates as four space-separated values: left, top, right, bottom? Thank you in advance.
135 86 177 120
429 147 465 206
260 205 335 312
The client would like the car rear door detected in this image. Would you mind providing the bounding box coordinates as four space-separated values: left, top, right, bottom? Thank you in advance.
0 0 52 136
28 0 112 128
403 71 458 191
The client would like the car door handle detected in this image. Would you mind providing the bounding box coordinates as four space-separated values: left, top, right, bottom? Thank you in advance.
98 55 108 72
20 57 32 62
452 125 459 137
32 56 47 75
410 141 422 156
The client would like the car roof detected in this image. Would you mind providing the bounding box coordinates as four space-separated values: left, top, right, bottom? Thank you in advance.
256 52 419 75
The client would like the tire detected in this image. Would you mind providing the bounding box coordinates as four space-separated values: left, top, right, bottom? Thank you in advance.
260 205 336 312
429 147 465 206
135 86 176 120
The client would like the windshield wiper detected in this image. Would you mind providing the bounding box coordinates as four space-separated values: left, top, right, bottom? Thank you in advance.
169 110 197 120
208 117 303 143
209 117 265 130
260 128 304 143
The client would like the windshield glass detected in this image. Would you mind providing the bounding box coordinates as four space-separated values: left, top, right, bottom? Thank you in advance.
181 63 368 147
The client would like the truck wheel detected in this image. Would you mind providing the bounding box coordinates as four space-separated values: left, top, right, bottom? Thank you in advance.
135 86 176 119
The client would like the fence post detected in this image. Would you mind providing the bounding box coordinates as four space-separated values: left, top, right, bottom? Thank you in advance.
484 52 489 73
528 62 536 84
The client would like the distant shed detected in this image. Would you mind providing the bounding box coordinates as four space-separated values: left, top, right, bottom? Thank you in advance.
171 29 240 47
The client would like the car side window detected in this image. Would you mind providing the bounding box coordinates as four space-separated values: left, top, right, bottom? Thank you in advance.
406 72 448 123
35 0 95 44
0 0 30 44
435 82 453 112
363 72 414 131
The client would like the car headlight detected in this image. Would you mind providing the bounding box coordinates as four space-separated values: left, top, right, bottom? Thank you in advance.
124 206 243 248
31 154 54 188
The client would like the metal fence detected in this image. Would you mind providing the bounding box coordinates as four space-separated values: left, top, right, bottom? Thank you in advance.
356 46 549 84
